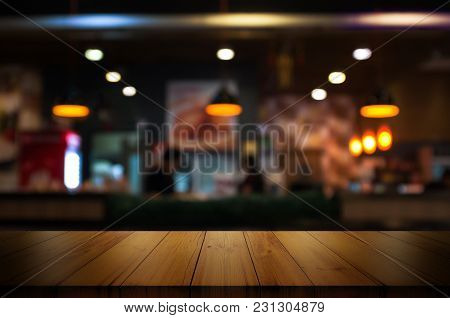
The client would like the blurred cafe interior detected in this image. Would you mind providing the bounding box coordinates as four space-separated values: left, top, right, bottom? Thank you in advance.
0 0 450 230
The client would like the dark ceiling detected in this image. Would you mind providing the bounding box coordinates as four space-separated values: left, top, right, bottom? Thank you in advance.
0 0 449 16
0 1 448 130
0 1 448 95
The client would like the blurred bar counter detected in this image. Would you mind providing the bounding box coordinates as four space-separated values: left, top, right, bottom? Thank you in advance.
0 193 106 223
342 192 450 229
0 191 449 230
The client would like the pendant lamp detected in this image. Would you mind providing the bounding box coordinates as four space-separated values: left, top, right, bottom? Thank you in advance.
360 89 399 118
52 88 90 119
205 86 242 117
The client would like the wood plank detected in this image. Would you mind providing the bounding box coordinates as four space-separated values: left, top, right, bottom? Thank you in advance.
0 231 92 284
62 231 168 286
382 231 450 259
22 231 132 286
0 231 66 257
191 231 259 297
275 231 377 286
1 230 448 298
310 231 424 286
412 231 450 246
124 231 205 286
244 231 311 286
192 232 258 286
355 231 450 285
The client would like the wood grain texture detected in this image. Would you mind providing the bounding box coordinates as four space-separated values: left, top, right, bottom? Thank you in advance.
356 231 450 285
0 231 66 257
62 231 168 286
0 231 92 284
275 231 377 286
382 231 450 259
192 231 258 286
412 231 450 246
124 231 205 286
191 232 259 297
244 231 311 286
310 231 424 286
25 231 132 286
1 230 449 298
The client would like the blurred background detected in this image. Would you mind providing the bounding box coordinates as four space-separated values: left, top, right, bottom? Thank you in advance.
0 0 449 230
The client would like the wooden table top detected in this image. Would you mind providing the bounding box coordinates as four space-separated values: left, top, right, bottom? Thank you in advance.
0 231 449 297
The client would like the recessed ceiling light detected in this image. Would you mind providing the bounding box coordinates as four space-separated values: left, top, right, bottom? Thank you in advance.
311 88 327 101
105 71 121 82
122 86 136 96
217 48 235 61
84 49 103 61
353 48 372 61
328 71 346 84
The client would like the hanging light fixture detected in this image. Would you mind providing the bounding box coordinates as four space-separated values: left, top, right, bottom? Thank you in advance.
361 89 399 118
349 136 363 157
362 130 377 154
361 104 399 118
204 0 242 117
205 86 242 117
52 88 90 118
53 104 90 118
377 125 393 151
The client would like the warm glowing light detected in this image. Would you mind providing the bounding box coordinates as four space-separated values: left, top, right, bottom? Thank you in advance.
52 104 90 118
377 126 393 151
311 88 327 101
357 13 449 28
349 136 363 157
360 104 399 118
328 71 346 84
352 48 372 60
362 131 377 154
205 103 242 117
216 48 235 60
122 86 136 96
105 71 121 82
84 48 103 61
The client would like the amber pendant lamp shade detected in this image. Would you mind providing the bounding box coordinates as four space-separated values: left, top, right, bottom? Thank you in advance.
205 86 242 117
52 88 90 118
360 89 399 118
53 104 90 118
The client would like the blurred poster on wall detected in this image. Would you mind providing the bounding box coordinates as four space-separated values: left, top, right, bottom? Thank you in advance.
166 81 238 150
